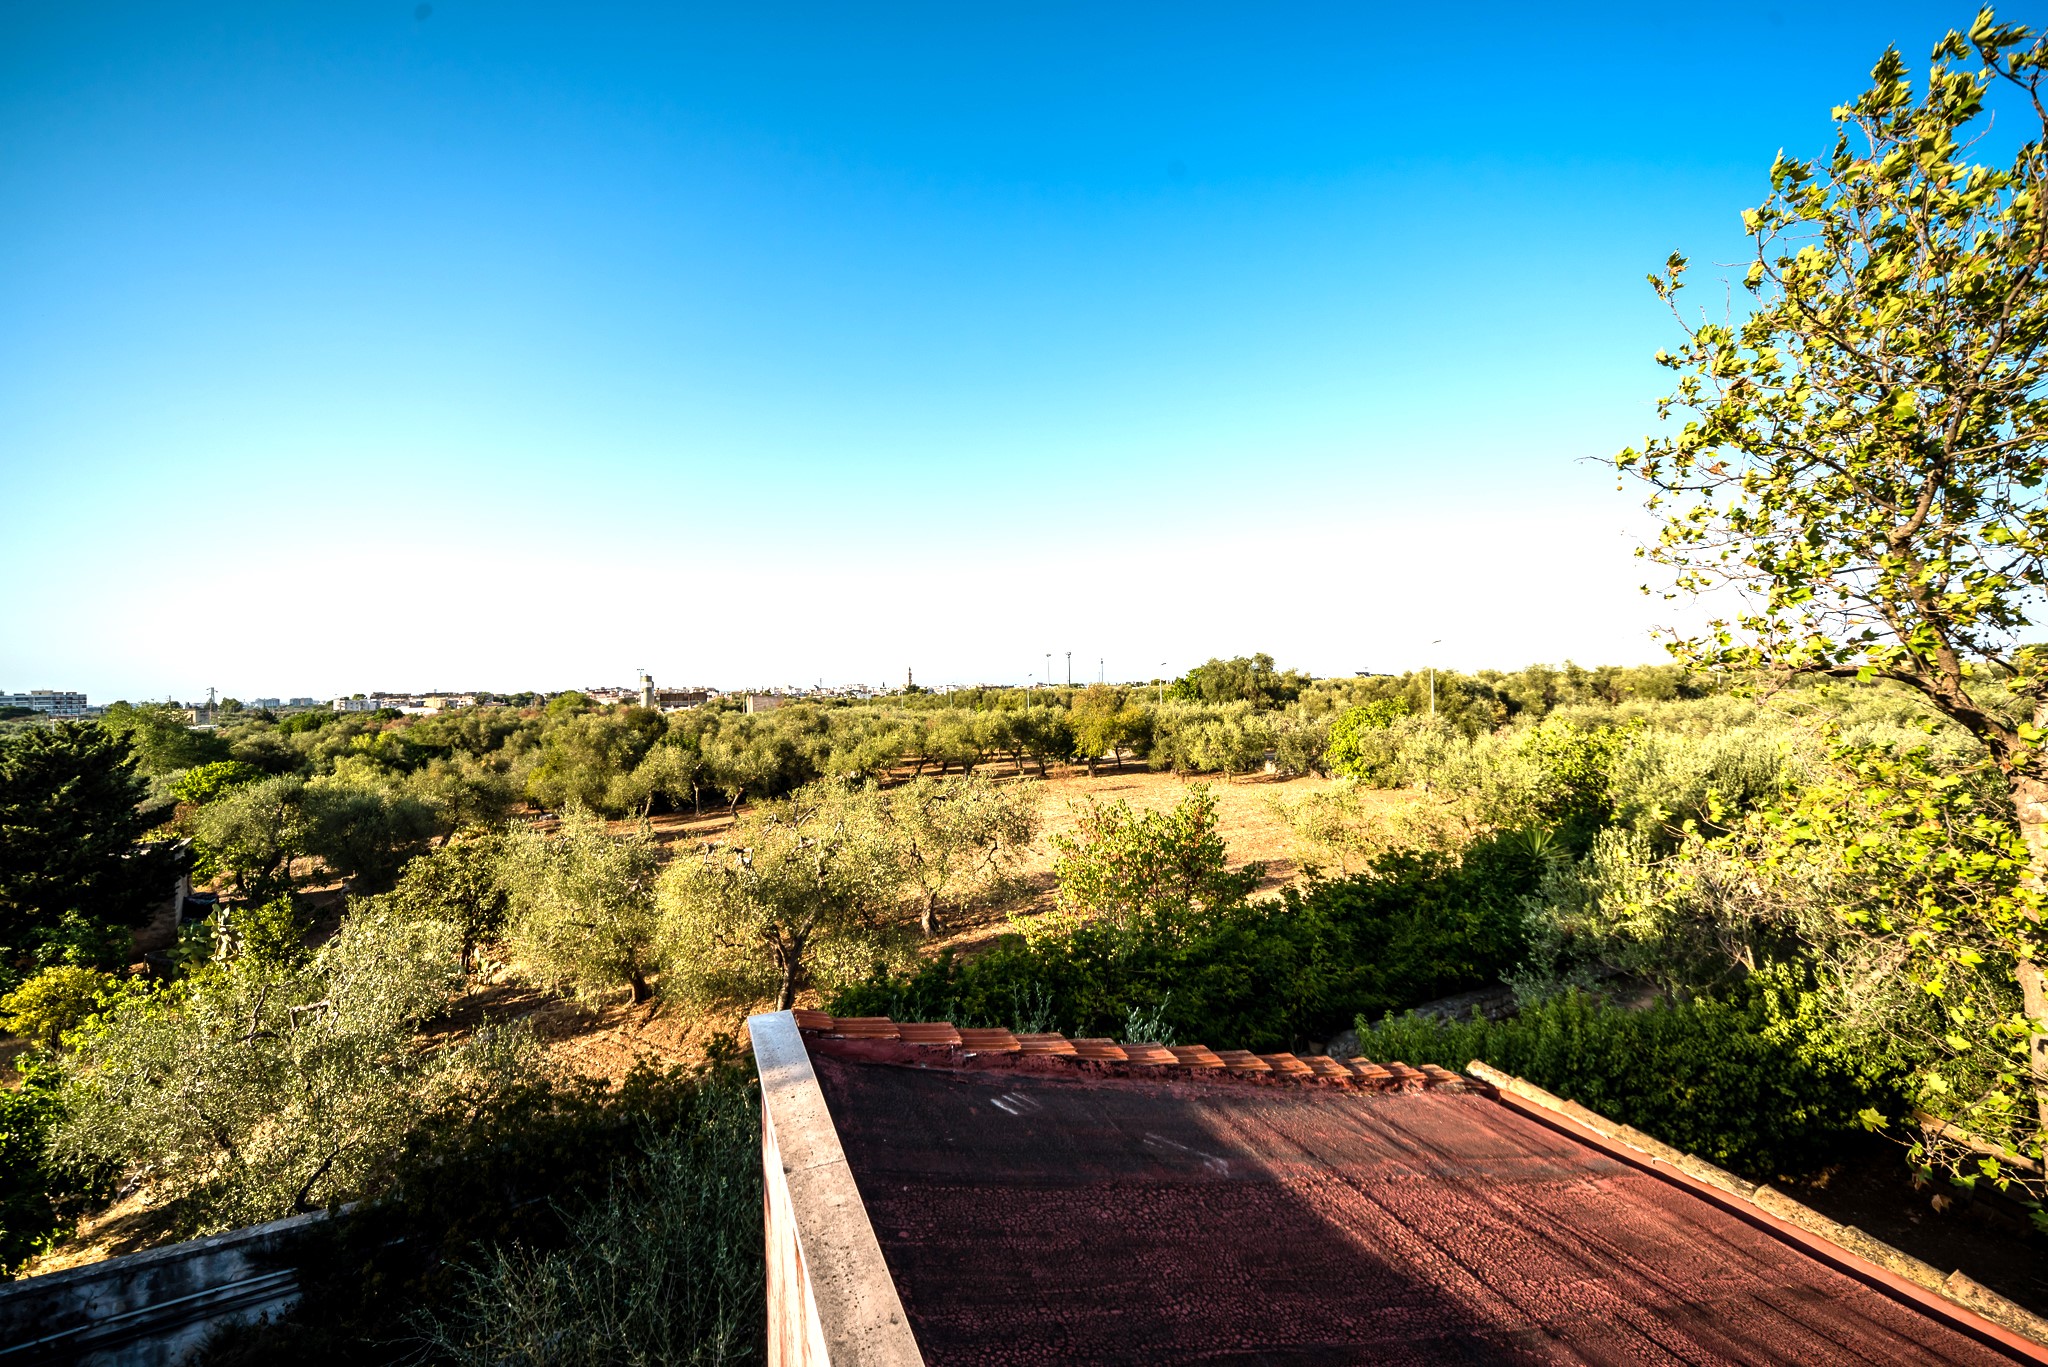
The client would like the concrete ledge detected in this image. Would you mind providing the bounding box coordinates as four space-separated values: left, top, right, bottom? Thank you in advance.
751 1010 923 1367
1467 1059 2048 1358
0 1209 325 1367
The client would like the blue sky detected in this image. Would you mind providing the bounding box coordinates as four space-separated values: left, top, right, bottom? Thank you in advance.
0 2 1989 699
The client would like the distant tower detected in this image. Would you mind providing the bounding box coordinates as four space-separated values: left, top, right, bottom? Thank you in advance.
638 671 655 710
906 666 914 691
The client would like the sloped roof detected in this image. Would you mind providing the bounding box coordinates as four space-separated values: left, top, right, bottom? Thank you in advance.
757 1012 2048 1365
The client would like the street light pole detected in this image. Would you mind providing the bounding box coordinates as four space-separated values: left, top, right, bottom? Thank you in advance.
1066 652 1071 687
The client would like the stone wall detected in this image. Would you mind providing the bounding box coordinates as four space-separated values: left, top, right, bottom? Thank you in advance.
0 1211 323 1367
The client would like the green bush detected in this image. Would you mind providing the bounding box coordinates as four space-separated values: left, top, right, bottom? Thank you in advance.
0 965 120 1048
0 1057 112 1277
413 1067 763 1366
196 1061 762 1367
831 833 1539 1051
1354 981 1894 1179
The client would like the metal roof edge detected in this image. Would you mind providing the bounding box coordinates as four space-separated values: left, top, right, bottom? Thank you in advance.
1465 1059 2048 1362
750 1010 925 1367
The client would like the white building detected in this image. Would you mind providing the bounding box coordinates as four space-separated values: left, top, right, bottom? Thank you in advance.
1 690 88 717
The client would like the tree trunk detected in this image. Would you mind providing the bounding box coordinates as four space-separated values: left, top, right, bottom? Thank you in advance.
1084 755 1096 778
629 970 653 1005
776 967 798 1012
2008 769 2048 1140
921 891 939 937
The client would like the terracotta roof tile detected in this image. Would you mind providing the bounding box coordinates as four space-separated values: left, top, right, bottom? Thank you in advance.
1070 1040 1129 1062
1259 1053 1315 1076
897 1022 963 1046
832 1016 902 1040
957 1028 1021 1053
783 1015 1476 1091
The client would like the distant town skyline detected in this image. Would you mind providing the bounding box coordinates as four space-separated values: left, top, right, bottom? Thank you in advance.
1 3 1978 699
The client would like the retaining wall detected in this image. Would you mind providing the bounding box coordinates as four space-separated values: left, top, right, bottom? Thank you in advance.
0 1211 323 1367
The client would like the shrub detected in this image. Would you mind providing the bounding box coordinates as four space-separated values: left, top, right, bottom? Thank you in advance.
833 832 1539 1052
412 1067 763 1366
196 1062 762 1367
0 1058 112 1277
1354 980 1894 1179
1324 699 1409 781
0 965 120 1048
1050 786 1261 928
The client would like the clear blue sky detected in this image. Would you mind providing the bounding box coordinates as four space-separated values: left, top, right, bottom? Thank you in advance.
0 2 1987 699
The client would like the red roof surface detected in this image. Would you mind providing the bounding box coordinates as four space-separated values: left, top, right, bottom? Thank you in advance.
794 1021 2040 1366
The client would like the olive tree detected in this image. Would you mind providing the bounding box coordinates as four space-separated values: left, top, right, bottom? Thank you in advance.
51 909 518 1232
192 774 308 902
500 808 665 1005
887 774 1039 935
659 783 907 1011
1620 12 2048 1148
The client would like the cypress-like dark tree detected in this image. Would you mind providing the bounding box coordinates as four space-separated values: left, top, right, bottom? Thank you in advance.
0 723 180 973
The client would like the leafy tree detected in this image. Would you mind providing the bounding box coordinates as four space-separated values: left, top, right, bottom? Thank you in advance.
0 965 121 1048
526 709 664 815
1191 711 1274 783
97 702 229 776
50 909 508 1233
192 774 308 902
0 1058 110 1276
1619 13 2048 1143
301 777 439 892
367 829 513 967
500 808 665 1004
1069 686 1150 775
887 774 1039 935
1272 712 1333 778
169 760 264 807
213 894 314 970
607 740 706 818
1168 653 1308 706
0 723 181 979
1051 786 1264 928
1325 699 1411 780
402 753 522 829
545 692 593 719
1019 706 1076 776
659 783 908 1010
